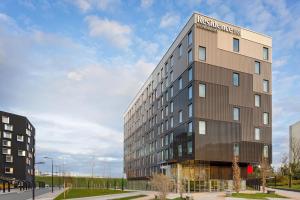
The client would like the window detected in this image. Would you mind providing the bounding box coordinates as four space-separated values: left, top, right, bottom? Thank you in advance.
18 150 26 157
170 55 174 67
188 86 193 99
199 46 206 61
161 123 164 133
263 145 269 158
161 110 164 120
263 47 269 60
6 155 13 163
2 140 11 147
255 128 261 140
3 132 12 139
169 148 173 159
233 143 239 156
165 135 168 146
188 31 192 45
178 44 182 57
199 121 206 135
233 107 240 121
166 91 169 102
166 120 169 130
188 122 193 135
233 38 239 52
178 145 182 157
170 86 174 97
233 73 240 86
188 68 192 81
188 49 193 64
2 116 9 123
263 80 269 92
179 77 183 90
170 101 174 113
199 83 206 98
4 124 13 131
179 110 183 123
255 61 261 74
188 104 192 118
2 148 11 155
5 167 13 174
166 106 169 116
170 71 174 82
170 132 173 143
255 95 261 107
188 141 193 154
170 117 174 128
161 82 164 92
165 149 168 160
263 112 269 125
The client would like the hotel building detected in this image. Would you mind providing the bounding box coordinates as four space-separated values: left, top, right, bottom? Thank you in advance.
124 13 272 191
0 111 35 187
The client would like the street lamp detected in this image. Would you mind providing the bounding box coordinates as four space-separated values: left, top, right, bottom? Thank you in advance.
33 161 45 200
44 157 54 193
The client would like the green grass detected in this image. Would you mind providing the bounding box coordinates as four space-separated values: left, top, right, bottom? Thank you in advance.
110 194 147 200
54 188 129 200
231 192 287 199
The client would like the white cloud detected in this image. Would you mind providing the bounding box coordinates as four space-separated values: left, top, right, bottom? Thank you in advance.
159 13 180 28
140 0 153 8
85 16 132 49
73 0 120 12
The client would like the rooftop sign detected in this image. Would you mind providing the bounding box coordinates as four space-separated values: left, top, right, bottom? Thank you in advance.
196 15 241 36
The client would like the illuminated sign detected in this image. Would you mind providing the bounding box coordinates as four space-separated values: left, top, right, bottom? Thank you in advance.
197 15 241 36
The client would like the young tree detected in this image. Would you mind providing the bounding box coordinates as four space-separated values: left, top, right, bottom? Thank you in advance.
232 156 241 193
150 173 174 200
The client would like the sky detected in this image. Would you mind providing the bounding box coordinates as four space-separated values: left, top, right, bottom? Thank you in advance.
0 0 300 177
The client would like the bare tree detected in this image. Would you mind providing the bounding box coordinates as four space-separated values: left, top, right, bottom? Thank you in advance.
232 156 241 193
290 137 300 179
260 156 270 193
150 173 174 200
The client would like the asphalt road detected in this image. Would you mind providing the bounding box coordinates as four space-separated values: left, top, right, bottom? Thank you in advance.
0 188 54 200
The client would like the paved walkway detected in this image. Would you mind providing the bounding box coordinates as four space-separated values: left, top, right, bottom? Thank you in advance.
32 188 65 200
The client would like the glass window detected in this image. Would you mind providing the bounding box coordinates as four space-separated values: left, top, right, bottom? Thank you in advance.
166 91 169 102
263 112 269 125
18 150 26 157
233 107 240 121
255 61 261 74
166 106 169 116
179 44 182 57
179 110 183 123
188 122 193 135
199 46 206 61
161 123 164 133
170 101 174 113
233 73 240 86
188 68 192 81
188 49 192 64
188 31 192 45
263 145 269 158
4 124 13 131
199 121 206 135
6 155 13 163
178 145 182 157
255 128 261 140
179 77 183 90
2 116 9 123
170 86 174 97
188 85 193 99
263 80 269 92
171 117 174 128
169 148 173 159
5 167 13 174
2 140 11 147
188 104 192 118
170 71 174 82
263 47 269 60
255 95 261 107
233 38 239 52
170 55 174 67
233 143 239 156
166 120 169 130
199 83 206 97
188 141 193 154
161 109 164 120
3 132 12 139
170 132 173 143
2 148 11 155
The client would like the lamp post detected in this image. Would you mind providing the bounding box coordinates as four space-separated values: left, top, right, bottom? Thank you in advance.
33 162 45 200
44 157 54 193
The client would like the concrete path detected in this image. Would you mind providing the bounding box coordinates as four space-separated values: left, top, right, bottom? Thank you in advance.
265 187 300 200
32 188 65 200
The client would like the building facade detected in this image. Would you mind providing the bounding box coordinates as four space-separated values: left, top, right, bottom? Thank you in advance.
124 13 272 191
0 111 35 187
289 121 300 162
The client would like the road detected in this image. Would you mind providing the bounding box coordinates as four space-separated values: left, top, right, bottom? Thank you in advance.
0 188 55 200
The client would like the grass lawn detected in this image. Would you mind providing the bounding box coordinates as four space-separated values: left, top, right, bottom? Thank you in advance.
231 192 287 199
54 188 129 200
110 194 147 200
275 184 300 191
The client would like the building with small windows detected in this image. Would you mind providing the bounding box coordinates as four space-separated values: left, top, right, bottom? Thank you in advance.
0 111 35 188
124 13 272 191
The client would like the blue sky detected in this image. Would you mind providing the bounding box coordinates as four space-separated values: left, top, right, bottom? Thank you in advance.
0 0 300 177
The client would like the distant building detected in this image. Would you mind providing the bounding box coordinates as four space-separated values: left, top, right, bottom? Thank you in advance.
289 121 300 162
0 111 35 187
124 12 272 191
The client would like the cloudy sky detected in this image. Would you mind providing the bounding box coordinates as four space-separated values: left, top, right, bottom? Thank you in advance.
0 0 300 177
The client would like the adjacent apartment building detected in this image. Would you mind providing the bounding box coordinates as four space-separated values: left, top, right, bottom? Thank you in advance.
0 111 35 187
289 121 300 162
124 13 272 191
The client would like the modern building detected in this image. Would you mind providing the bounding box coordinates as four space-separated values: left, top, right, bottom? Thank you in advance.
289 121 300 162
124 12 272 191
0 111 35 188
